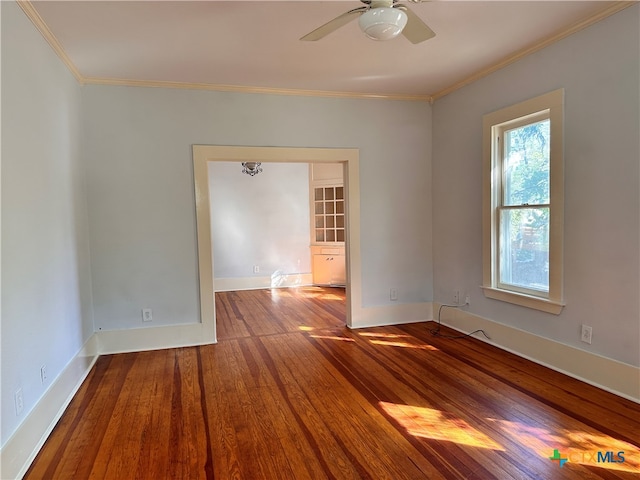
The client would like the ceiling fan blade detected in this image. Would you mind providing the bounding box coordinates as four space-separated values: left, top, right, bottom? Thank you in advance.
397 5 436 44
300 7 367 41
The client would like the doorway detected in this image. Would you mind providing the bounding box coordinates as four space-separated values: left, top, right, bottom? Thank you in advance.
192 145 361 343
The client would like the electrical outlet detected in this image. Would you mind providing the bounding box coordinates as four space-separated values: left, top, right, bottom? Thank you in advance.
581 325 593 344
253 265 260 274
464 295 470 305
15 388 24 416
453 290 460 305
142 308 153 322
40 365 48 384
390 288 398 301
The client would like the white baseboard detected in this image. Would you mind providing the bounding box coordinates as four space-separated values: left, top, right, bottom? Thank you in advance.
97 321 216 355
214 274 313 292
350 302 432 329
436 304 640 403
0 335 99 480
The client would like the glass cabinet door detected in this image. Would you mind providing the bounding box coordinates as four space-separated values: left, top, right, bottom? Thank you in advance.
314 186 345 243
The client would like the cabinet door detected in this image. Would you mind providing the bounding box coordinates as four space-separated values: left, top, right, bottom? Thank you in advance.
313 255 346 286
331 255 346 285
313 186 345 244
313 255 333 285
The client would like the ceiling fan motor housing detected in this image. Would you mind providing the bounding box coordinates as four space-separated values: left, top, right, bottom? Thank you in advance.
358 7 408 40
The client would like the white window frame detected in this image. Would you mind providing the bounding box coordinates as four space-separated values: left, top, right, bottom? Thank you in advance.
482 89 565 314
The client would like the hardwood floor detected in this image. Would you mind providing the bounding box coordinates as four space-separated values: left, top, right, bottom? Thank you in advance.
25 287 640 479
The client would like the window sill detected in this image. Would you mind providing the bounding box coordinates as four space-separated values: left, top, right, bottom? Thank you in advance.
481 286 564 315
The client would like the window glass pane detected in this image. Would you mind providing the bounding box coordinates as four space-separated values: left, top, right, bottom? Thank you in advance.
503 119 550 206
325 188 334 200
336 200 344 214
315 216 324 228
326 216 335 228
316 230 324 242
499 207 549 292
336 230 345 242
315 188 324 201
326 202 335 214
315 202 324 215
336 187 344 200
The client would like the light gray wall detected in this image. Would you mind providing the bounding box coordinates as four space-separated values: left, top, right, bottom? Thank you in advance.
208 162 311 279
82 86 433 330
1 1 94 445
432 5 639 366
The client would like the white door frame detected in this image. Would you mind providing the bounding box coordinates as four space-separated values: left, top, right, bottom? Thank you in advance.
192 145 361 343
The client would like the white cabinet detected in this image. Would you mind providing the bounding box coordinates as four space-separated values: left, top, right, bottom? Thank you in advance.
313 252 346 286
309 164 346 286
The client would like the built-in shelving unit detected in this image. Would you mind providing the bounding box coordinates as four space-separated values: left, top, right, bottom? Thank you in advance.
314 186 345 243
310 164 346 286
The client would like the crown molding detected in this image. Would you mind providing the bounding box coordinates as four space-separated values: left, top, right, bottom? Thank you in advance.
16 0 635 103
16 0 84 84
80 76 433 102
431 1 636 101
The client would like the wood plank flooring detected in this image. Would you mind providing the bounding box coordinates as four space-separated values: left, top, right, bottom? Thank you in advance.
25 287 640 479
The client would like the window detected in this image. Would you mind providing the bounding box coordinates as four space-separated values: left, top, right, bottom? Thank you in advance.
482 89 565 314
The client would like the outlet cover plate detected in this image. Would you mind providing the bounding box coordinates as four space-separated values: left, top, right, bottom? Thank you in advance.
15 388 24 416
581 325 592 344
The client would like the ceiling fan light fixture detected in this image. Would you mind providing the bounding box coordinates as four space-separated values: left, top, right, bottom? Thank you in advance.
358 7 408 41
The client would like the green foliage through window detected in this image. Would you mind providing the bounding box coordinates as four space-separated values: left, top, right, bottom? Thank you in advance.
503 120 550 206
500 119 551 292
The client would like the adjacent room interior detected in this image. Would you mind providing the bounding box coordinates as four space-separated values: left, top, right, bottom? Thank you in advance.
2 1 639 478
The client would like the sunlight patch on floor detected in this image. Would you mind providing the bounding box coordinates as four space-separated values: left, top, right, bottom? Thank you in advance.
555 429 640 473
358 332 412 339
369 340 439 350
359 332 439 350
286 286 345 302
309 334 355 342
319 293 345 301
490 418 640 473
383 404 640 473
297 292 343 301
380 402 503 450
266 286 344 302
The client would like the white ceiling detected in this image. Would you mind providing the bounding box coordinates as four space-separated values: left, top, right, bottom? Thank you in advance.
28 1 626 100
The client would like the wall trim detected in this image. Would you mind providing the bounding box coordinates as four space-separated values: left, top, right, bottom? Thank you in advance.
81 77 433 102
193 145 362 340
97 321 216 356
0 335 99 480
214 274 313 292
435 304 640 403
350 302 432 330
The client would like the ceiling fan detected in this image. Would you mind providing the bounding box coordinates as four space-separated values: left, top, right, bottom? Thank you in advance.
300 0 435 44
